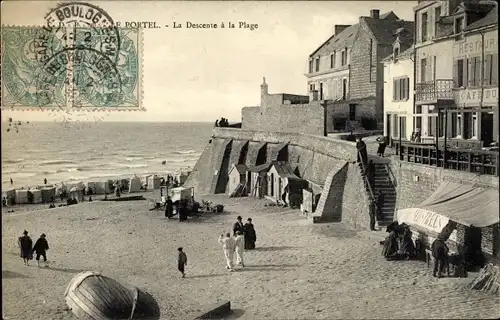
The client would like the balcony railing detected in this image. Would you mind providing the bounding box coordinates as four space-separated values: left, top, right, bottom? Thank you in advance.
415 79 455 103
393 141 499 176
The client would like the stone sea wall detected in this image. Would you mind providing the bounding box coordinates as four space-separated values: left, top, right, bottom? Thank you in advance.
184 128 373 228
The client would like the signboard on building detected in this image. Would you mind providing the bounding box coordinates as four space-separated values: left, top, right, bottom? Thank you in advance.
454 87 498 106
454 31 498 57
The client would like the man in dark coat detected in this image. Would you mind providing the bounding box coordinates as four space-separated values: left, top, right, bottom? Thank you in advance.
233 216 244 236
244 218 257 249
18 230 33 266
32 233 49 267
356 138 368 165
165 196 174 218
431 237 449 278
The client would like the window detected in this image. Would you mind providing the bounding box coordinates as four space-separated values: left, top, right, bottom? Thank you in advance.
455 17 464 34
330 53 335 68
309 60 313 73
420 58 427 82
427 111 435 137
468 56 481 87
393 77 409 101
315 57 320 72
309 84 315 91
341 48 348 66
435 6 441 24
472 112 477 138
454 59 467 87
394 47 400 61
421 12 428 42
342 79 348 100
484 53 499 86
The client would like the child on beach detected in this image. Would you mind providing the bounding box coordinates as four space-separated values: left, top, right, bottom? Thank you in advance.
178 247 188 278
32 233 49 267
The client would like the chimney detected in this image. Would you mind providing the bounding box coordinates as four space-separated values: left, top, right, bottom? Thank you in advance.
370 9 380 19
334 25 351 35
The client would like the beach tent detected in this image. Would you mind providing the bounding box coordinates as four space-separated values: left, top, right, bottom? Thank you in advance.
176 171 191 185
170 187 193 202
2 189 16 205
15 189 29 204
65 271 160 320
30 189 43 204
129 176 142 193
147 175 161 190
93 181 110 194
41 187 56 203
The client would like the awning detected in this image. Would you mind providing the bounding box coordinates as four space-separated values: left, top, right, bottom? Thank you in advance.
398 181 499 228
245 141 267 167
267 143 288 162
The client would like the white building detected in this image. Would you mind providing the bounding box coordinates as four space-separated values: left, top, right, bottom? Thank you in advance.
383 42 415 141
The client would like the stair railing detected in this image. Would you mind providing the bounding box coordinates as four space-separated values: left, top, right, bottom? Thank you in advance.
385 163 398 188
357 151 378 214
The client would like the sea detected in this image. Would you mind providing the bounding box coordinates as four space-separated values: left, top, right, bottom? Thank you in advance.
1 122 213 190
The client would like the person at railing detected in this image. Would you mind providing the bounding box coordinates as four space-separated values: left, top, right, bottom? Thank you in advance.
376 190 384 221
376 136 387 157
215 119 219 127
356 137 368 165
367 160 375 187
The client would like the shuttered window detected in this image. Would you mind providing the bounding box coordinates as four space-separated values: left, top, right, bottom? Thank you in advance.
393 77 410 101
469 56 481 87
483 54 492 85
492 53 498 85
455 59 467 87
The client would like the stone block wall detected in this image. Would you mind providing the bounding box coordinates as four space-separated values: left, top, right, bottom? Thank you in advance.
241 104 325 136
341 163 372 229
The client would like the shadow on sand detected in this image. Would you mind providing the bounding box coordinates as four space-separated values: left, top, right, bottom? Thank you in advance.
237 264 299 272
2 270 31 279
252 246 298 252
39 266 86 274
188 273 228 279
225 309 246 319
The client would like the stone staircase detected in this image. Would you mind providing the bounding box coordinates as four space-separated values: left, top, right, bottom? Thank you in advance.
372 163 397 226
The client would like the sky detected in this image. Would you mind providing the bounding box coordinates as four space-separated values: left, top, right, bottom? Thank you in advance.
1 0 416 122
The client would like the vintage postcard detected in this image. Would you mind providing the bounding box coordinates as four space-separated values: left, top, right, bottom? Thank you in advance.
2 1 499 320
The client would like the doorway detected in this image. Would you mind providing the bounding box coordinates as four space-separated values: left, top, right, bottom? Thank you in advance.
386 114 392 140
342 79 347 100
481 112 494 146
349 104 356 121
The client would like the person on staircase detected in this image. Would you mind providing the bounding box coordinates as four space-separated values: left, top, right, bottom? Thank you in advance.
376 136 387 157
376 191 385 221
356 137 368 167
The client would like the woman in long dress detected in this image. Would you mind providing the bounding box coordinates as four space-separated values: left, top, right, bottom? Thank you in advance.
382 230 399 259
399 227 416 259
244 218 257 250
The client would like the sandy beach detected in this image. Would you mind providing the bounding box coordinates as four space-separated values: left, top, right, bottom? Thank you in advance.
3 192 500 320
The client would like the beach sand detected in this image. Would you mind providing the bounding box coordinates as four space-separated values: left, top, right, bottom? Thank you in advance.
2 193 499 320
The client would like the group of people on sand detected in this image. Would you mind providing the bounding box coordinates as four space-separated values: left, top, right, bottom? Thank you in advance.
381 222 452 278
18 230 50 267
217 216 257 271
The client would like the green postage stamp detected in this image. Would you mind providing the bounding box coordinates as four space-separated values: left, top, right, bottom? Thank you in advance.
1 3 143 111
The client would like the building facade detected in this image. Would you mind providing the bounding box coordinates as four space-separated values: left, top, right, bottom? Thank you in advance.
413 0 498 147
306 9 414 131
383 44 415 141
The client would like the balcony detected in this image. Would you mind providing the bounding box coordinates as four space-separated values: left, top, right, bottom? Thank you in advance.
415 79 455 105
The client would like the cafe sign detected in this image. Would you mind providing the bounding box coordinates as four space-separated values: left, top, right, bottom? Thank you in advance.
454 87 498 106
397 208 449 234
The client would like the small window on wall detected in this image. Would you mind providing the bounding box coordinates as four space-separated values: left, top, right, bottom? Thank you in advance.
455 17 464 34
315 57 320 72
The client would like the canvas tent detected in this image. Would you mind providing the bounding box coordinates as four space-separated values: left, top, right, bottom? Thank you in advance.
129 176 142 193
176 171 191 185
147 175 161 189
267 162 307 208
3 189 16 205
170 187 193 202
91 181 110 194
15 189 29 204
247 162 273 198
41 187 56 203
227 164 247 197
30 189 43 204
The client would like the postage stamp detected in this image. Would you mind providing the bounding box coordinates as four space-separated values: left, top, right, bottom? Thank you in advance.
1 2 143 111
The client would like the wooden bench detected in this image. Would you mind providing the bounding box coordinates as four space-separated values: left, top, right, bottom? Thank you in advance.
425 249 450 276
193 300 231 319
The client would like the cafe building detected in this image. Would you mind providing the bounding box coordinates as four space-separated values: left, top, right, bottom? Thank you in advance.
413 0 498 148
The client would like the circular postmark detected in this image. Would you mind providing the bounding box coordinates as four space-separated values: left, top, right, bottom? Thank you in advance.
35 47 123 108
36 2 121 69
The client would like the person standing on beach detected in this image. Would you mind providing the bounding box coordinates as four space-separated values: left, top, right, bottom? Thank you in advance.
165 196 174 218
233 216 244 236
18 230 33 266
244 218 257 249
44 178 47 185
177 247 188 278
32 233 49 267
10 178 13 185
234 231 245 268
218 233 236 271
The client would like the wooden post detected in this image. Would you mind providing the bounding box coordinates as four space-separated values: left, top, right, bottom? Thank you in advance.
443 107 448 169
435 109 440 167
